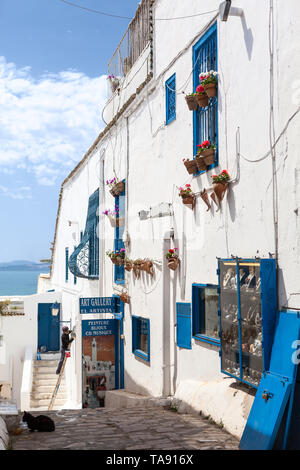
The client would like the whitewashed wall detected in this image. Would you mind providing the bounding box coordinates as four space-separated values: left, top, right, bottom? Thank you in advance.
48 0 300 429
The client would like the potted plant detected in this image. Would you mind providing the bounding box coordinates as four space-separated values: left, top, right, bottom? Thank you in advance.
103 207 124 227
166 248 179 271
106 178 125 197
106 248 125 265
195 85 209 108
182 157 197 175
185 92 198 111
199 71 218 98
178 184 196 209
107 74 120 93
211 170 230 207
197 140 216 166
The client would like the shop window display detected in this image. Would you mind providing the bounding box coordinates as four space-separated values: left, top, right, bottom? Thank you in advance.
218 258 277 388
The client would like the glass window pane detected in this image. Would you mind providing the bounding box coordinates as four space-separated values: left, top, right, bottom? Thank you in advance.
219 261 240 377
198 287 219 339
239 262 263 386
137 318 148 355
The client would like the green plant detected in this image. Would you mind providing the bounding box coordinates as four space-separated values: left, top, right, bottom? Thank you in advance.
212 170 230 184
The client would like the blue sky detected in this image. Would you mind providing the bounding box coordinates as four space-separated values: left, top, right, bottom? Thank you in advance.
0 0 140 262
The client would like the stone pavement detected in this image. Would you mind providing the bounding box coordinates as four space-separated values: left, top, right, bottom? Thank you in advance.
9 406 239 450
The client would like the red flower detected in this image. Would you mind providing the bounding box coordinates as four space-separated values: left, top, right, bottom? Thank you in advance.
186 184 191 187
169 249 174 254
196 85 205 93
221 170 229 174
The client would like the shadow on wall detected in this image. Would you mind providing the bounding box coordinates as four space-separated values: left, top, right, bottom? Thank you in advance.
241 13 254 61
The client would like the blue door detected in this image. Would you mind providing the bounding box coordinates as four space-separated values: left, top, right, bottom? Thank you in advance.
38 303 60 352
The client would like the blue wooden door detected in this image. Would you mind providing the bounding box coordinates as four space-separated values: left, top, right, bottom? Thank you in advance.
38 303 60 352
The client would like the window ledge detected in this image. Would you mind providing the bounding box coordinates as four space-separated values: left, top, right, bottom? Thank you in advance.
193 334 220 347
133 349 150 362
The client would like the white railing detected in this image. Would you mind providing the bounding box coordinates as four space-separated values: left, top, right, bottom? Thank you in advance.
20 345 34 411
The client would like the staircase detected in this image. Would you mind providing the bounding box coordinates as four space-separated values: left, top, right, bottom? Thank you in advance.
30 357 68 411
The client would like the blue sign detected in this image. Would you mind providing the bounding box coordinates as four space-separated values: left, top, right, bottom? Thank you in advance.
79 297 118 314
82 319 116 337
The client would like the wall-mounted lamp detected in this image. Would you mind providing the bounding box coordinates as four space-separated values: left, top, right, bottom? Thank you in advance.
51 301 60 316
219 0 243 21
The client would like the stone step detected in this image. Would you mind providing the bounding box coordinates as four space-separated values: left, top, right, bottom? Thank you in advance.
34 360 58 367
33 366 58 375
31 392 67 402
32 384 66 393
30 397 66 408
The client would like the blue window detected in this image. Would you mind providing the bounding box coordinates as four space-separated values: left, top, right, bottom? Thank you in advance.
73 246 77 285
192 283 220 346
165 73 176 125
65 247 69 282
176 303 192 349
114 182 125 285
193 23 218 171
132 316 150 362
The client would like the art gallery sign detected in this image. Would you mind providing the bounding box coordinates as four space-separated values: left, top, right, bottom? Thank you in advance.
79 297 121 318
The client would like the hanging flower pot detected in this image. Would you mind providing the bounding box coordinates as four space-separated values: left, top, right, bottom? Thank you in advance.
195 85 209 108
211 170 230 209
185 93 198 111
106 178 125 197
120 292 130 304
125 259 133 272
200 188 211 211
195 155 206 172
165 248 179 271
199 71 218 98
197 140 216 166
168 258 179 271
178 184 196 209
106 249 125 266
182 158 198 175
107 75 120 94
140 259 154 276
133 259 143 278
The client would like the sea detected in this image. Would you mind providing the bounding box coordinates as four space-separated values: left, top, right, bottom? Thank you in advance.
0 270 49 296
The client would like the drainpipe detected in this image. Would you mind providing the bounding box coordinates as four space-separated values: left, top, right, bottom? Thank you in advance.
162 227 174 398
99 149 106 297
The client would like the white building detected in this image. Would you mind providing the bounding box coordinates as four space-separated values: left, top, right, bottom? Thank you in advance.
6 0 300 441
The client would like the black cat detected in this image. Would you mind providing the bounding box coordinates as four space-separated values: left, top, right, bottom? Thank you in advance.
22 411 55 432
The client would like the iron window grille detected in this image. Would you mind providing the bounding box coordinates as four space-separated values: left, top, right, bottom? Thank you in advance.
165 73 176 125
193 22 218 172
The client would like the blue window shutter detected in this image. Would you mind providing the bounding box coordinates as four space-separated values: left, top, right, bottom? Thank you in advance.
114 183 125 285
166 73 176 125
65 247 69 282
176 302 192 349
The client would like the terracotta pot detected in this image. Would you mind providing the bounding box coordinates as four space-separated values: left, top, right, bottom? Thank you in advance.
125 262 133 272
167 258 179 271
133 260 143 278
140 260 154 275
120 293 130 304
110 181 125 197
181 193 196 209
185 95 198 111
184 159 198 175
195 155 206 171
204 83 217 98
213 182 228 203
195 93 209 108
200 188 211 211
107 216 124 227
112 257 124 266
201 148 216 165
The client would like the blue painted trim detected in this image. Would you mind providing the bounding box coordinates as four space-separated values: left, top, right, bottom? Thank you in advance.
191 283 219 345
132 315 150 363
236 260 243 381
192 22 218 174
65 247 69 283
165 73 176 125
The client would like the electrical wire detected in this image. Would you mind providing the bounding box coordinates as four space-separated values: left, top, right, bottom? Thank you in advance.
58 0 218 21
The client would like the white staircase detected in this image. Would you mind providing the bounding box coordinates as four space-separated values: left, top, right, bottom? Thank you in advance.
30 357 67 411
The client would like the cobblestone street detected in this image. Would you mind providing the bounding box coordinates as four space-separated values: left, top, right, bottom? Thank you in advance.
9 406 239 451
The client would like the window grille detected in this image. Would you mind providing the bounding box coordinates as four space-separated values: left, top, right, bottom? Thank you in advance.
69 189 99 279
165 73 176 125
193 23 218 170
65 247 69 282
114 183 126 285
